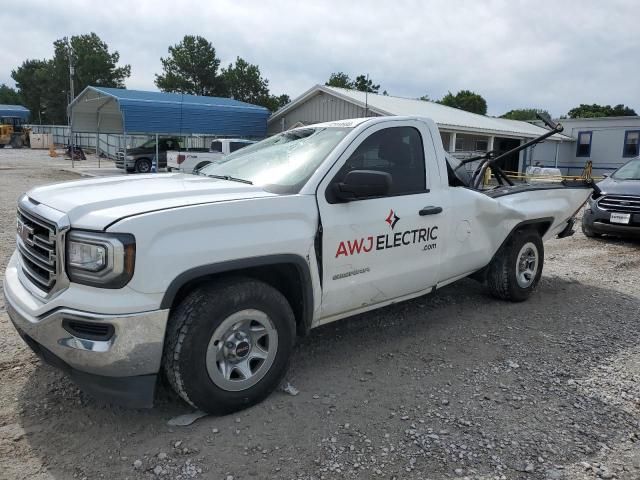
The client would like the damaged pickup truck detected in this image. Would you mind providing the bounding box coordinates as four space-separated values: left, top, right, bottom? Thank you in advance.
4 116 593 414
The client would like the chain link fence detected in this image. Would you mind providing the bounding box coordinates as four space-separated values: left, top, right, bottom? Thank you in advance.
26 125 239 160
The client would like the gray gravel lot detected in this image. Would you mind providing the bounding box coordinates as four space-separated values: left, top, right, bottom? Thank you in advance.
0 149 639 480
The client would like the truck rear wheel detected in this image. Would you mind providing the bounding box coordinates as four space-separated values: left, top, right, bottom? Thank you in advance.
163 278 296 414
10 136 23 148
486 229 544 302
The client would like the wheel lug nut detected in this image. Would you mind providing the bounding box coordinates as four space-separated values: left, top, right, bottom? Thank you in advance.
235 332 243 340
226 342 235 349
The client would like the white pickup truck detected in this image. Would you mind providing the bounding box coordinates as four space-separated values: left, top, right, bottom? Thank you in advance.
4 116 592 414
167 138 255 174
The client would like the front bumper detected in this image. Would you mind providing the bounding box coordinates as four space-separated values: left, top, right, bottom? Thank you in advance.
115 160 135 170
583 206 640 236
4 259 169 407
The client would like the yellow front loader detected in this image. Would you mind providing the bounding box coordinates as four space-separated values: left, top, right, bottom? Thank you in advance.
0 116 31 148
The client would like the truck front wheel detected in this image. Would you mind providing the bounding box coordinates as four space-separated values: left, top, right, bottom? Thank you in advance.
581 216 601 238
486 229 544 302
163 278 296 414
135 158 152 173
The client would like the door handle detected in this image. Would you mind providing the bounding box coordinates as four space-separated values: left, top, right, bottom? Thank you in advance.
419 206 443 216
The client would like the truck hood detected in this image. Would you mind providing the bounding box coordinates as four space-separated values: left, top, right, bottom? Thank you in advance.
27 173 277 229
122 147 153 155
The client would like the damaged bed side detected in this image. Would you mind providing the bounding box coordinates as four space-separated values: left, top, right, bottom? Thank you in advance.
447 115 595 241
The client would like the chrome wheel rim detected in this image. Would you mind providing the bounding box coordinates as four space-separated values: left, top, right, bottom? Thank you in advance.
206 309 278 392
516 242 539 288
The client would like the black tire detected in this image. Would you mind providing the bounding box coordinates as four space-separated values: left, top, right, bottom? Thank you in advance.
135 158 152 173
581 216 601 238
10 136 23 149
163 278 296 414
486 229 544 302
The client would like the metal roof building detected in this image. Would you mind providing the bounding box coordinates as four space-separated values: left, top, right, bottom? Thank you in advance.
529 116 640 175
269 85 567 140
0 104 30 120
268 85 570 172
69 86 270 137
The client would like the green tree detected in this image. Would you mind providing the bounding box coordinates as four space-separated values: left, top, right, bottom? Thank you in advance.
326 72 382 93
0 84 22 105
259 94 291 112
11 59 50 123
155 35 225 97
326 72 353 89
12 34 130 124
353 74 380 93
222 57 270 104
418 94 431 101
439 90 487 115
221 57 288 112
260 93 290 112
567 103 637 118
500 108 551 121
45 33 130 124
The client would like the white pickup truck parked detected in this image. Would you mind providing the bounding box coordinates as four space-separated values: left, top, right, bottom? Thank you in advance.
167 138 255 174
4 116 592 414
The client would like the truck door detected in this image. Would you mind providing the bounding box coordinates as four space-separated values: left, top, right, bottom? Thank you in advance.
316 121 445 320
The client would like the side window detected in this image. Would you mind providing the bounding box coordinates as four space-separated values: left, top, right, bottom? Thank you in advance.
623 131 640 157
576 131 592 157
475 139 488 151
335 126 426 196
229 141 249 153
211 141 223 152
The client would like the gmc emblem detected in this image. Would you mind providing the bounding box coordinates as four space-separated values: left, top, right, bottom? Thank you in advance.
17 219 33 246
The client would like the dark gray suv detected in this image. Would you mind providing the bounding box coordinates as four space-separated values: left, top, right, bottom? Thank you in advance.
582 157 640 237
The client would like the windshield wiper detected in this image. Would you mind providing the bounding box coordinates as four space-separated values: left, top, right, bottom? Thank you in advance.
203 174 253 185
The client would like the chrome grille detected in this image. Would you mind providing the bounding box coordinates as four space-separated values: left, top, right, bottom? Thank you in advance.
597 195 640 214
115 151 126 168
17 207 58 291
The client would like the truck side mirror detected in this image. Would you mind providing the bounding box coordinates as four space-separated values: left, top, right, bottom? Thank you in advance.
332 170 392 202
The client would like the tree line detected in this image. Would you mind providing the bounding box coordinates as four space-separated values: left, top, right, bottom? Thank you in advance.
1 33 290 124
0 32 636 124
324 72 637 120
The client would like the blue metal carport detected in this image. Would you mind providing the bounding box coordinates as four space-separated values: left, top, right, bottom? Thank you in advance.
0 104 30 120
68 86 269 137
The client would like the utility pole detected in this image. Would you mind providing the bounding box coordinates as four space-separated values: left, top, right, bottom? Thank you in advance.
68 42 75 168
364 73 369 117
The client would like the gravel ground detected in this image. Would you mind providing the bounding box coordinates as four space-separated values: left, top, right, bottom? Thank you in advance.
0 149 639 480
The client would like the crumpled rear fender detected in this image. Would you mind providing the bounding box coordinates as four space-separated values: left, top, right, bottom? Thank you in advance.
491 187 591 241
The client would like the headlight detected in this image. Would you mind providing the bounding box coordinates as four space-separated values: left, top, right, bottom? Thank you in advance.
66 231 135 288
126 155 135 160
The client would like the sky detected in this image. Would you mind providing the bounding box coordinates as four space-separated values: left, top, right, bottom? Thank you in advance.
1 0 637 117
